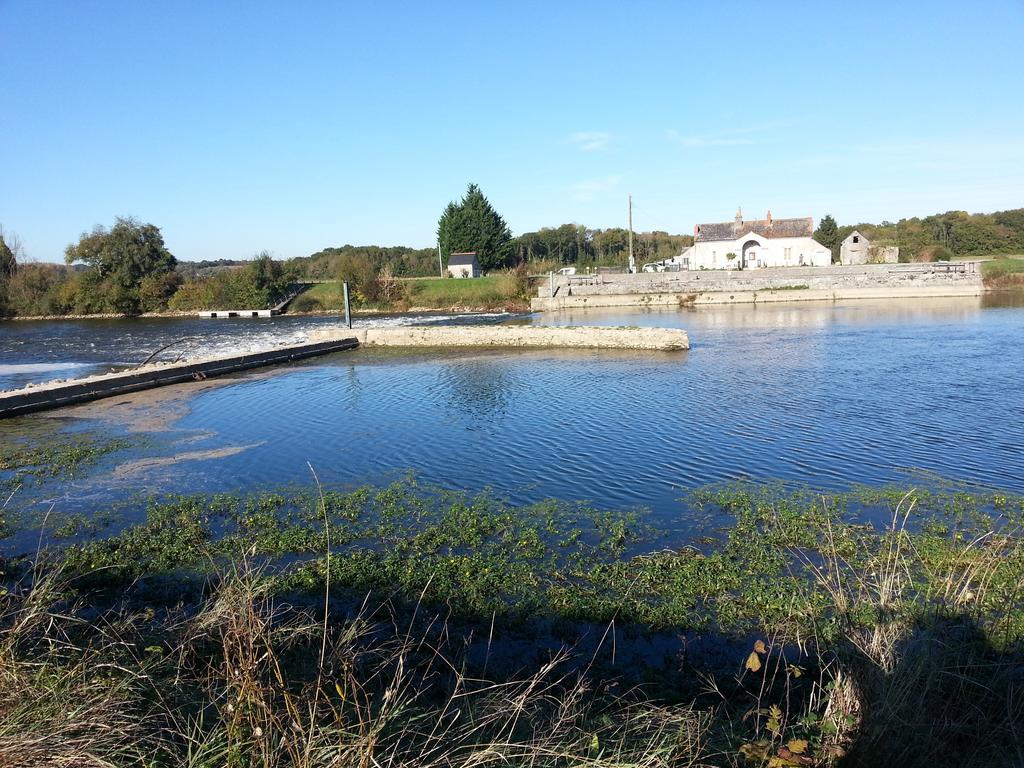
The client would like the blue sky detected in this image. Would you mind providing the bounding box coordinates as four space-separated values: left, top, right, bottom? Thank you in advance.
2 1 1023 263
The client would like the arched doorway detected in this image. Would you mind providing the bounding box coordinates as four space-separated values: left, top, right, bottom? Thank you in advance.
741 239 761 269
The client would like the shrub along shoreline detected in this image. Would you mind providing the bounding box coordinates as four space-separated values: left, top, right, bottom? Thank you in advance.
1 442 1022 767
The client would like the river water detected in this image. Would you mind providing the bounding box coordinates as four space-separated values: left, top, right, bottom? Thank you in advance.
2 295 1023 545
0 312 514 391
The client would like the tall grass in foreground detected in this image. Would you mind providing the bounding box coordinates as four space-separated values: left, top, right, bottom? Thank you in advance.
794 493 1024 766
0 486 1021 766
0 559 712 767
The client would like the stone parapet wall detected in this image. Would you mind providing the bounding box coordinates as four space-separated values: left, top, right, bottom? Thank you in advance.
531 283 984 312
539 263 982 298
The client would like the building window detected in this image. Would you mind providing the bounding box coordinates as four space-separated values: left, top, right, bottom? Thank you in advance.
853 236 859 243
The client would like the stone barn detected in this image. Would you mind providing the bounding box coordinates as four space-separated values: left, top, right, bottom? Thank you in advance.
446 252 482 278
840 231 899 265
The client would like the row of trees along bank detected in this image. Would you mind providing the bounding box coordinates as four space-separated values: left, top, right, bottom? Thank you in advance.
0 219 296 318
4 200 1024 317
814 208 1024 263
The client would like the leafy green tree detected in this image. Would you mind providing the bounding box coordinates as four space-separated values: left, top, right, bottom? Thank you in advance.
293 245 438 280
4 263 68 316
65 217 177 314
0 232 16 280
250 251 284 293
437 184 513 271
167 252 292 311
336 252 378 300
813 214 840 263
0 230 16 315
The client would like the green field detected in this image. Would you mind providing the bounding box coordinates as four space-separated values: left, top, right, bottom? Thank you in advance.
404 274 527 309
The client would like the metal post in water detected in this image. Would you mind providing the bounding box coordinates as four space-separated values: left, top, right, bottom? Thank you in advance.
342 281 352 329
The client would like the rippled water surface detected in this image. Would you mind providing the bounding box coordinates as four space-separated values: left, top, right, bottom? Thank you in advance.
2 296 1023 539
0 312 514 390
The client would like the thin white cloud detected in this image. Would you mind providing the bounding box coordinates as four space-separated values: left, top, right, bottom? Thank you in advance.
571 174 622 202
667 118 805 149
569 131 611 152
667 117 811 151
851 142 930 155
853 137 1024 156
796 154 846 167
668 130 755 148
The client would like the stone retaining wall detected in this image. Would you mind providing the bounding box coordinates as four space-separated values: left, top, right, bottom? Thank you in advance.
531 284 984 312
539 263 982 299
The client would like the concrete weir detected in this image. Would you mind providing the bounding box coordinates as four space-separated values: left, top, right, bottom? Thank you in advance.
0 326 687 418
312 325 690 352
0 338 359 419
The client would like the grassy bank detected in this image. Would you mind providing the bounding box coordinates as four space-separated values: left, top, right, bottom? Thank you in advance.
1 474 1022 766
981 257 1024 288
289 272 533 314
404 274 532 310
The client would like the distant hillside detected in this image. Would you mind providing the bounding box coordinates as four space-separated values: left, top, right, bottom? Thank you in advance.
176 259 249 279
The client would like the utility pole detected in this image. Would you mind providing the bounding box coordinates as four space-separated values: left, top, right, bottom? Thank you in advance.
627 195 635 273
437 242 444 277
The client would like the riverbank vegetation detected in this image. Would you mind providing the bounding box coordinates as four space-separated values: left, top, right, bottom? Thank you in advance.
816 208 1024 263
290 269 534 314
168 253 296 312
1 469 1022 765
981 256 1024 288
5 205 1024 319
0 219 182 317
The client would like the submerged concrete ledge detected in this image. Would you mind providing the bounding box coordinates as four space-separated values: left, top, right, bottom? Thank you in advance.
1 326 688 418
0 338 359 419
312 325 689 351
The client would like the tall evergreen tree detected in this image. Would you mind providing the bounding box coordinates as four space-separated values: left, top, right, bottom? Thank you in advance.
437 184 513 271
814 214 841 263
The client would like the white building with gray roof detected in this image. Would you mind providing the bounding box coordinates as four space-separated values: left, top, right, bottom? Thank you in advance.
672 209 832 270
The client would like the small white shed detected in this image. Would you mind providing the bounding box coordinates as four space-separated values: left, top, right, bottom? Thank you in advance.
447 252 481 278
